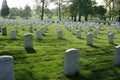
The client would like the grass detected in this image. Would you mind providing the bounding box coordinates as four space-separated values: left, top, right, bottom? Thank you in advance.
0 22 120 80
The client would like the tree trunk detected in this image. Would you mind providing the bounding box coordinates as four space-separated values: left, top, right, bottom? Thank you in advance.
74 14 77 21
41 0 44 20
71 15 73 20
85 15 88 21
58 0 61 21
78 13 81 22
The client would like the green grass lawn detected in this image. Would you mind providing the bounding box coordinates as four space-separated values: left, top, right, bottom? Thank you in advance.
0 23 120 80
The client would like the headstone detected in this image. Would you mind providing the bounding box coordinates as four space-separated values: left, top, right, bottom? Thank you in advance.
108 33 114 44
107 29 111 37
76 30 81 38
21 24 25 30
29 24 33 33
10 30 16 40
57 30 62 39
71 27 74 34
34 24 37 31
0 26 1 32
86 33 93 46
64 48 80 76
14 26 18 33
36 30 42 40
2 27 7 36
0 55 14 80
93 30 98 38
24 33 33 48
114 45 120 66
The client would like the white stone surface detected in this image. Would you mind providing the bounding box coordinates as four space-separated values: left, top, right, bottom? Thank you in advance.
24 33 33 48
36 30 42 40
76 30 81 38
57 30 62 39
10 30 16 39
86 33 93 46
93 30 98 38
108 33 114 44
114 45 120 66
64 48 80 76
0 55 14 80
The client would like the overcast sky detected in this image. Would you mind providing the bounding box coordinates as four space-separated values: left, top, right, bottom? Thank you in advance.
0 0 103 9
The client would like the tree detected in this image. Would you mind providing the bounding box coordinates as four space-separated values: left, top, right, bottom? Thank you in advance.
93 5 107 20
9 7 17 19
24 5 32 19
1 0 9 19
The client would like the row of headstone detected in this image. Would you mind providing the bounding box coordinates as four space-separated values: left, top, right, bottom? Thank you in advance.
56 25 63 39
36 26 48 40
1 45 120 78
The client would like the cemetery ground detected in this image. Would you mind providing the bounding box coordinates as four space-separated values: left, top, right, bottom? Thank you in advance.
0 23 120 80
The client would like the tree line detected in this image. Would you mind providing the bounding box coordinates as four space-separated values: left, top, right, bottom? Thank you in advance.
1 0 120 22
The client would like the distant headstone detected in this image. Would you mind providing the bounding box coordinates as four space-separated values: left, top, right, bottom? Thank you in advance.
71 27 74 34
10 30 16 40
87 33 93 46
34 24 37 31
14 26 18 33
29 24 33 33
36 30 42 40
64 48 80 76
93 30 98 38
108 33 114 44
21 24 25 30
114 45 120 66
76 30 81 38
2 27 7 36
24 33 33 48
57 30 62 39
0 55 14 80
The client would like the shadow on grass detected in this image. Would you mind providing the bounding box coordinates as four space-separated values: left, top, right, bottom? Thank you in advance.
90 45 100 48
66 72 88 80
16 68 49 80
25 48 36 53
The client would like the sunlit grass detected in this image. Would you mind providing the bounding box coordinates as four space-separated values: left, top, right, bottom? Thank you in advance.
0 23 120 80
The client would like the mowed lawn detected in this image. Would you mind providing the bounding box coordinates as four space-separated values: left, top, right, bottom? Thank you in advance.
0 23 120 80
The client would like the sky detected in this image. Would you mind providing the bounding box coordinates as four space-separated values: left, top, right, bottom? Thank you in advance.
0 0 104 9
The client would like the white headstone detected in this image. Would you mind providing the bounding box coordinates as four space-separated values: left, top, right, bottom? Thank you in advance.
64 48 80 76
29 24 33 33
76 30 81 38
0 55 14 80
24 33 33 48
36 30 42 40
87 33 93 46
108 33 114 44
114 45 120 66
93 30 98 38
57 30 63 39
10 30 16 39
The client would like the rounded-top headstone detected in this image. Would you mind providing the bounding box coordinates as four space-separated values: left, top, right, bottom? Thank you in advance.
24 33 33 48
0 55 14 80
86 33 93 46
114 45 120 66
64 48 80 76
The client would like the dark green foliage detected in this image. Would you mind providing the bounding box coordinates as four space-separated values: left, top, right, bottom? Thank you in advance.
1 0 9 19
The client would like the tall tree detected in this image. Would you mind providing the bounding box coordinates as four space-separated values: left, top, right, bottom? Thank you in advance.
1 0 9 19
24 5 31 19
